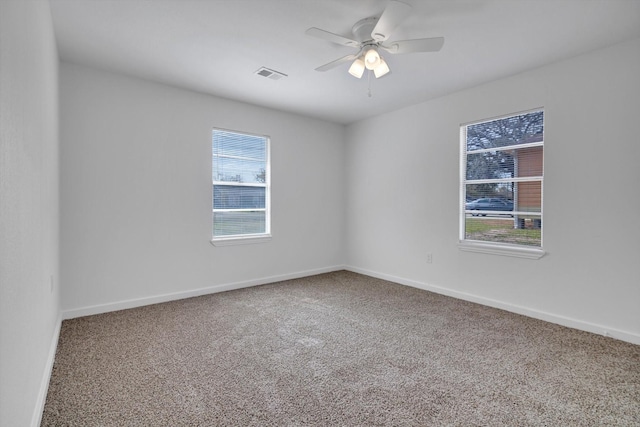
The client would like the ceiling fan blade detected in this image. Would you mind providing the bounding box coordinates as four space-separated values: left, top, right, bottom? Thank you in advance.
305 27 360 48
314 54 359 72
371 0 412 42
381 37 445 54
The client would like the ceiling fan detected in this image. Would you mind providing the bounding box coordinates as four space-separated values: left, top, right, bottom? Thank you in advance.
305 0 444 79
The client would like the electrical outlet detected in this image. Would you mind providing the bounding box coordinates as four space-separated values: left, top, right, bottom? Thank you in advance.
426 253 433 264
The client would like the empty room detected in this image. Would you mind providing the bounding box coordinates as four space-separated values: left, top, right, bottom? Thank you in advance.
1 0 639 425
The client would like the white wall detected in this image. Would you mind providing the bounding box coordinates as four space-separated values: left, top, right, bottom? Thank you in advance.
0 1 61 426
345 38 640 344
60 63 345 315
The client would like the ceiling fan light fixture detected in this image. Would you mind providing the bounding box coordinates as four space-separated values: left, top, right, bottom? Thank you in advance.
373 57 390 78
307 1 445 83
348 57 366 78
364 47 381 70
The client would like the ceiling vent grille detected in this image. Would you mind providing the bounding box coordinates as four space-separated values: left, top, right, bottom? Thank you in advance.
255 67 287 81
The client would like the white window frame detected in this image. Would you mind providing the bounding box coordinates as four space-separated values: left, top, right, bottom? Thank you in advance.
210 128 271 246
459 109 545 259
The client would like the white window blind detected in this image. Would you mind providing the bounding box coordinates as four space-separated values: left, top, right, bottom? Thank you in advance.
212 129 270 240
461 110 544 248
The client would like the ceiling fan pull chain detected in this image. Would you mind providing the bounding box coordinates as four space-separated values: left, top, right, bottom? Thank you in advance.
367 70 373 98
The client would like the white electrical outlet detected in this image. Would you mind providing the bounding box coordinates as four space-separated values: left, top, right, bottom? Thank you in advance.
426 253 433 264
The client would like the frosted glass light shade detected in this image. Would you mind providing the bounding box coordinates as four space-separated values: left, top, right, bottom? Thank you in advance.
364 48 381 70
373 57 390 78
348 58 366 78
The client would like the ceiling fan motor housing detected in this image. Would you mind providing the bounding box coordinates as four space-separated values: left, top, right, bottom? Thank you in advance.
352 17 378 43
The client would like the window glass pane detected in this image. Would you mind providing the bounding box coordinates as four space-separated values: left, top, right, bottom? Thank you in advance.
466 111 543 152
212 128 269 240
465 217 541 247
213 186 265 209
213 157 266 184
466 182 541 214
466 183 514 203
213 211 266 236
462 110 543 249
466 151 514 180
213 131 266 160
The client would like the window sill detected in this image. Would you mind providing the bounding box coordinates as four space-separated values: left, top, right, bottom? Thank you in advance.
458 241 545 259
210 234 272 247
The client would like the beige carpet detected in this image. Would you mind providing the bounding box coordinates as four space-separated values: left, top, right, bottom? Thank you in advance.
42 271 639 426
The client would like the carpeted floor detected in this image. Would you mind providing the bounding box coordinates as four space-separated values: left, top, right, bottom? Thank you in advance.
42 271 640 426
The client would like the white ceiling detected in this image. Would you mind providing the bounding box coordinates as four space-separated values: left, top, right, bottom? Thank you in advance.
50 0 640 124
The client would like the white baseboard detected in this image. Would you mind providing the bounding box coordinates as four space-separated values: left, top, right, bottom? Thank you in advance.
31 314 62 427
345 265 640 346
62 265 345 320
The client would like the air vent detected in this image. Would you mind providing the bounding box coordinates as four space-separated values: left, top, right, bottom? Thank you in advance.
255 67 287 81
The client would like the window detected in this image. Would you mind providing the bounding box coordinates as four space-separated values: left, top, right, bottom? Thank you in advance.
212 129 270 244
460 110 544 258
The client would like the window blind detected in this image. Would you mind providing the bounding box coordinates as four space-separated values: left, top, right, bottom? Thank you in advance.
212 129 269 238
461 110 544 247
